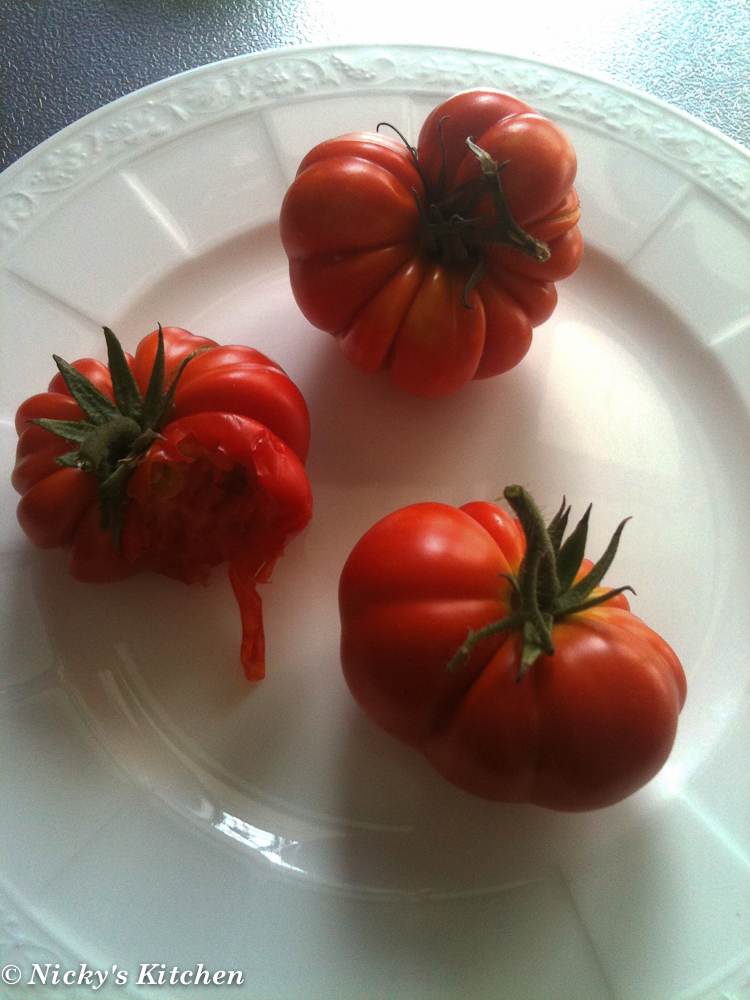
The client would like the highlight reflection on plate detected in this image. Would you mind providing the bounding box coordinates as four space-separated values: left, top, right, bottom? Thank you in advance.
1 44 749 1000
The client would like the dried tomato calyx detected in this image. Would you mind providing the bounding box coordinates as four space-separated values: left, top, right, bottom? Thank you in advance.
30 325 201 548
417 139 551 269
377 120 550 274
447 486 634 679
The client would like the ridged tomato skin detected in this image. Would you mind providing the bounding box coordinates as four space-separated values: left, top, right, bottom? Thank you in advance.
13 327 313 681
281 90 583 397
339 500 686 810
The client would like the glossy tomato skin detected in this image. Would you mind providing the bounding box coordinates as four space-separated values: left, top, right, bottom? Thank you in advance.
130 327 311 463
339 503 518 746
425 610 686 810
14 327 311 570
339 501 686 810
281 90 583 397
13 327 313 680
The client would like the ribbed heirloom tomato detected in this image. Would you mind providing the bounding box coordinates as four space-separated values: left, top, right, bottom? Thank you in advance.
339 487 687 810
280 89 583 397
12 325 313 681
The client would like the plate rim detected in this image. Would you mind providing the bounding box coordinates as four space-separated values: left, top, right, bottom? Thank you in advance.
1 40 749 251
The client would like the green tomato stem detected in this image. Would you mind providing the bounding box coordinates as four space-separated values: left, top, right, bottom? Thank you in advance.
448 486 632 680
39 325 205 552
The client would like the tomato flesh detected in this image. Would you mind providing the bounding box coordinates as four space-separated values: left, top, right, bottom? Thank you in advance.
13 327 313 682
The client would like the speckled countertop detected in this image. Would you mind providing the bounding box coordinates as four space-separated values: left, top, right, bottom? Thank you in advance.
2 0 749 172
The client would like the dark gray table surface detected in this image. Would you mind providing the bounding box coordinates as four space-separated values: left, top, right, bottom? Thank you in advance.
3 0 750 174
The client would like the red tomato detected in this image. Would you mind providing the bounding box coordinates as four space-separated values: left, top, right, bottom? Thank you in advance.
339 489 686 810
280 90 583 397
13 326 313 681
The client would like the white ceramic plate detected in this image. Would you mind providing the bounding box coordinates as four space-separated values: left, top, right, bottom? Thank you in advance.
2 44 750 1000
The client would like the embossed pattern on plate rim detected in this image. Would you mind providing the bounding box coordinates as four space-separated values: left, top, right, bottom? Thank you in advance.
1 42 750 247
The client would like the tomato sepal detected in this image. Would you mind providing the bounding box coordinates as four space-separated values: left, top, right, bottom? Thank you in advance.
448 486 635 678
28 325 207 548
